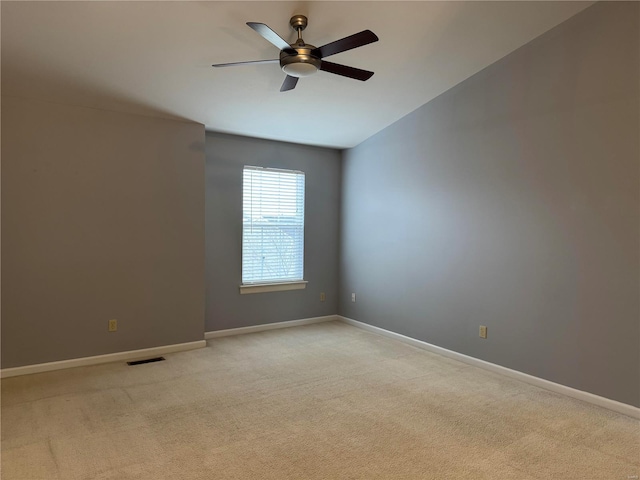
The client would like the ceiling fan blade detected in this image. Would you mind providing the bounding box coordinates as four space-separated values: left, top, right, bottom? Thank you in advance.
280 75 299 92
312 30 378 59
212 59 279 68
320 61 374 81
247 22 296 54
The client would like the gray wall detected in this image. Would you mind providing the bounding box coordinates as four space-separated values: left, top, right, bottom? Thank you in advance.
206 132 340 332
339 2 639 407
2 96 206 368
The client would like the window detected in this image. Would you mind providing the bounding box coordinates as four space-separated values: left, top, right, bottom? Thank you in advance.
241 166 306 294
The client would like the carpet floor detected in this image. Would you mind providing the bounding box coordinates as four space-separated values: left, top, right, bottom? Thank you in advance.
1 321 638 479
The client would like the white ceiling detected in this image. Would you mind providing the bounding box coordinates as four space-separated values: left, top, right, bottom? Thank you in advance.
2 1 593 149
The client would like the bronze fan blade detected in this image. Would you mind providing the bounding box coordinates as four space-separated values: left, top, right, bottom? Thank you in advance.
320 61 374 81
212 59 279 68
312 30 378 59
247 22 296 54
280 75 299 92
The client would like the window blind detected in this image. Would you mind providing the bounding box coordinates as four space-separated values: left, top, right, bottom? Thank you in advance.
242 166 305 284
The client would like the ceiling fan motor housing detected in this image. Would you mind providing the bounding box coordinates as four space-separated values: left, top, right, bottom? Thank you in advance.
280 44 321 78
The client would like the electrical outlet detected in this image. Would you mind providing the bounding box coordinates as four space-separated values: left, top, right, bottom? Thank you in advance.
351 293 356 303
479 325 487 339
320 292 326 302
108 319 118 332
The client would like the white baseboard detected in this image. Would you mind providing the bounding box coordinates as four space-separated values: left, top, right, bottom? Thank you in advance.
339 316 640 420
0 340 207 378
205 315 338 339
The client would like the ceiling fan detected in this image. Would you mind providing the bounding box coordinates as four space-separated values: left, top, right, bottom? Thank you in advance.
212 15 379 92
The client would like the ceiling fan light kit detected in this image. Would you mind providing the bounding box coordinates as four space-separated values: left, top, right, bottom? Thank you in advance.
212 15 378 92
281 61 318 78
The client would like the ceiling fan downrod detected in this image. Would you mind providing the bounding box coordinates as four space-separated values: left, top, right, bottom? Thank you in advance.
290 14 308 44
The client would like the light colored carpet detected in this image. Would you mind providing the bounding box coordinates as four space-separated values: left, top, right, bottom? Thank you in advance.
1 321 638 479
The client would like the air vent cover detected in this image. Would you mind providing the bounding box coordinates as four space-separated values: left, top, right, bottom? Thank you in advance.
127 357 165 366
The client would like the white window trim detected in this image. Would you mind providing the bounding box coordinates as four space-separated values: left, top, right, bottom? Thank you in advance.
239 280 308 295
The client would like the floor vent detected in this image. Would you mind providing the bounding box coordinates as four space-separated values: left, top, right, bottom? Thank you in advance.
127 357 165 366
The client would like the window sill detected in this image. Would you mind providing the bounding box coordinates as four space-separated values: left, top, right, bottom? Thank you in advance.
239 281 308 295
